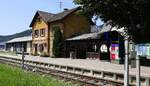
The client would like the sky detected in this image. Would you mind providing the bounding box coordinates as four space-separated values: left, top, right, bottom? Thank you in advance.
0 0 103 36
0 0 75 35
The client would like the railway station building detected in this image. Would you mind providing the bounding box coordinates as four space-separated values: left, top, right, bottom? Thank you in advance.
29 7 91 57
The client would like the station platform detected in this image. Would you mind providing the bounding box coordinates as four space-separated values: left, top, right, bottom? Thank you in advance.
0 53 150 85
0 53 150 77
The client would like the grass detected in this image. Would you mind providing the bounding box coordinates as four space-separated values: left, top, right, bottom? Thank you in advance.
0 63 76 86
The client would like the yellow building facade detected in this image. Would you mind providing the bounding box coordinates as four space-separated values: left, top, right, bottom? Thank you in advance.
30 7 91 57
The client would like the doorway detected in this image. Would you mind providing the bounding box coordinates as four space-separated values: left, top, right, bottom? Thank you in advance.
34 44 38 54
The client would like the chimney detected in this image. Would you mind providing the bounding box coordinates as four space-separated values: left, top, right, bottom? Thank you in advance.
64 8 69 11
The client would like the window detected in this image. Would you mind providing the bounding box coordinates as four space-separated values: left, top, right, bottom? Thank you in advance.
34 30 39 37
40 29 45 37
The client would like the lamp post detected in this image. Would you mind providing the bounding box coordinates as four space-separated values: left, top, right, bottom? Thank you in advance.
124 28 129 86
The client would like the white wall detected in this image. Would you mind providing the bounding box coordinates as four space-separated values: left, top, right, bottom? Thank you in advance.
27 42 32 54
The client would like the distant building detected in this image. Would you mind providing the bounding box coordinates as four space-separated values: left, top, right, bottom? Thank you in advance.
29 7 91 56
0 42 6 51
6 36 32 54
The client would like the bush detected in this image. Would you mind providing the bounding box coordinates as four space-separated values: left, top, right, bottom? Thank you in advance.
40 52 49 57
31 53 39 56
52 27 63 57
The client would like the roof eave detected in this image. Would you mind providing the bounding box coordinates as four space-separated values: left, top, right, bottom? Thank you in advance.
29 12 38 27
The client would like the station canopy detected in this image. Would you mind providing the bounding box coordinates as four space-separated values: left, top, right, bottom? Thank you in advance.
66 23 124 41
6 36 32 43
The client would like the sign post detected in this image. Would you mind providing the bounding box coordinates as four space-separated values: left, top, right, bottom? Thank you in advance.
130 51 137 68
129 39 141 86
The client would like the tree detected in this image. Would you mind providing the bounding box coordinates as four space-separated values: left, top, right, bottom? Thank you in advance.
52 27 63 57
74 0 150 43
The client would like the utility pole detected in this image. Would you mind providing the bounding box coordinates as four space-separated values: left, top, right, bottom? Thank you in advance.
57 0 63 11
124 28 129 86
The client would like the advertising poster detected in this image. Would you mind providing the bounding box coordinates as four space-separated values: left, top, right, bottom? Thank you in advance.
136 44 150 58
110 44 119 60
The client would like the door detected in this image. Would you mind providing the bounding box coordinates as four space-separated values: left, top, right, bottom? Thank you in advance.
34 44 38 54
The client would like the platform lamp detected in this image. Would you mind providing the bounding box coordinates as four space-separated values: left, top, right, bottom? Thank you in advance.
123 28 129 86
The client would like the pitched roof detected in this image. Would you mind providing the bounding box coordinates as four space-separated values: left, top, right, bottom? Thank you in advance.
49 7 80 22
6 36 32 43
30 7 80 27
66 32 99 41
37 11 55 22
66 23 113 41
66 22 127 41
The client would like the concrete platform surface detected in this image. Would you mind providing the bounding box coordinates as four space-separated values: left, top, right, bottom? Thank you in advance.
0 53 150 78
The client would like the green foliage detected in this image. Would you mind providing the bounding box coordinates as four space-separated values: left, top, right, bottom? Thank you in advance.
74 0 150 43
31 53 39 56
52 27 63 57
0 64 75 86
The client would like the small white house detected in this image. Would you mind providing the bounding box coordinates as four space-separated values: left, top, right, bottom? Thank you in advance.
0 42 6 51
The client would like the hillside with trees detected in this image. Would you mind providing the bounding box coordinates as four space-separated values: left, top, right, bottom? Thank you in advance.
0 29 32 43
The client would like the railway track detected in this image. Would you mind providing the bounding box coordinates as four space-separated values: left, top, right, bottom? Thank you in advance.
0 56 131 86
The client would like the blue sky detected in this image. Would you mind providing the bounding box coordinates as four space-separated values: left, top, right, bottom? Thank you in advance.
0 0 103 35
0 0 76 35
